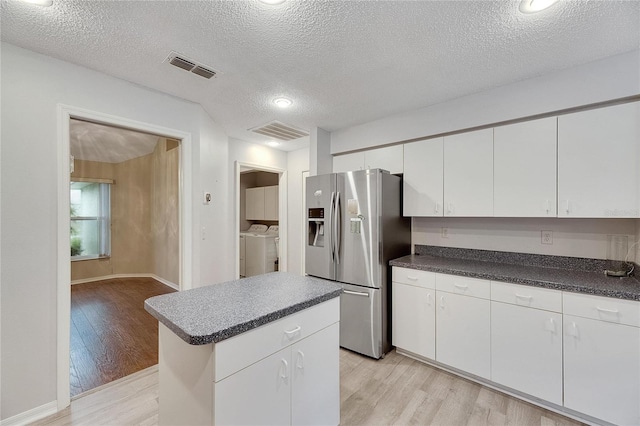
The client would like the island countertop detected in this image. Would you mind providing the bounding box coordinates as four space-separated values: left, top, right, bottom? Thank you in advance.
144 271 342 345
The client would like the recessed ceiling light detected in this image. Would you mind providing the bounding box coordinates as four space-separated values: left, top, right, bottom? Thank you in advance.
259 0 286 4
273 97 293 108
20 0 53 6
266 141 281 147
519 0 559 13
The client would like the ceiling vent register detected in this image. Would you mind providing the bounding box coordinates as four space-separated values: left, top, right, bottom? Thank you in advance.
250 121 309 141
165 51 217 79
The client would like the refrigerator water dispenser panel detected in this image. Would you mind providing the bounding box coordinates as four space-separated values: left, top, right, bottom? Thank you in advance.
308 208 325 247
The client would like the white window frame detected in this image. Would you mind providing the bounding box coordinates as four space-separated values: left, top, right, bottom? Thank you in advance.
70 178 112 261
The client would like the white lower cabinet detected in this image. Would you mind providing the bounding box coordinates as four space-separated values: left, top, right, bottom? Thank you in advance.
392 282 435 359
563 292 640 426
491 301 562 405
216 323 340 426
435 290 491 379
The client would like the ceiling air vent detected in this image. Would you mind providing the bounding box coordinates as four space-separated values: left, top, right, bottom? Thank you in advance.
165 51 218 80
250 121 309 141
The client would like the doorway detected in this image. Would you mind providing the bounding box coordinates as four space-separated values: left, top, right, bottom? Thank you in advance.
68 119 180 396
235 162 287 279
57 105 193 409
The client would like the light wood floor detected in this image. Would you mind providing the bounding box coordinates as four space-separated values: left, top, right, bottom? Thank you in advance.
34 349 584 426
70 277 176 396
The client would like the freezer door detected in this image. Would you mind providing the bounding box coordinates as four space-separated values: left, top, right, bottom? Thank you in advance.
336 170 381 288
305 173 336 280
339 283 383 359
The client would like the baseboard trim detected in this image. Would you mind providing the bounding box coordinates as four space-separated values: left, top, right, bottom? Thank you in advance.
71 273 179 290
0 401 58 426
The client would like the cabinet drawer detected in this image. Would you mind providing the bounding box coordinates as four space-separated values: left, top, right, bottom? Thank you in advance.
491 281 562 313
436 274 490 299
563 292 640 327
214 298 340 381
392 267 435 289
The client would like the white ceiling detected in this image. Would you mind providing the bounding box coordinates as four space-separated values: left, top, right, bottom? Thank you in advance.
2 1 639 152
70 119 161 163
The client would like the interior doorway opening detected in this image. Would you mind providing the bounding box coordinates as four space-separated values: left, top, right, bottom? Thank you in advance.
235 162 287 279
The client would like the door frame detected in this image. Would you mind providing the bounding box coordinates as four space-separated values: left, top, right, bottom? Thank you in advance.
56 104 193 409
235 161 287 277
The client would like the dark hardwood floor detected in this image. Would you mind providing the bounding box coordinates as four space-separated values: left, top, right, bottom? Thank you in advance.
70 277 176 397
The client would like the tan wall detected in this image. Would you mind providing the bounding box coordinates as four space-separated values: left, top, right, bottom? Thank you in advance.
71 141 179 284
151 139 179 284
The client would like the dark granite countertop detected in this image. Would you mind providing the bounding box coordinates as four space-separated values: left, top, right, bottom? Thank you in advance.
144 272 342 345
390 247 640 301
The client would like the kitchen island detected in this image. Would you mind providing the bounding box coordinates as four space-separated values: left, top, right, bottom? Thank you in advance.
144 272 342 426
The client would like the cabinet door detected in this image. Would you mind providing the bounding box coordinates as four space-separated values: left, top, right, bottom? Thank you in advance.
558 102 640 218
436 291 490 379
333 152 364 173
239 235 246 277
563 314 640 425
291 323 340 426
264 185 279 220
491 302 562 404
215 346 291 426
392 282 435 359
246 187 265 220
443 128 493 216
494 117 557 217
364 145 404 174
403 138 444 217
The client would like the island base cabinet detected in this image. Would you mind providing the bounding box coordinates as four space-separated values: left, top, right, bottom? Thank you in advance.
436 291 490 379
491 302 562 405
216 323 339 426
563 314 640 426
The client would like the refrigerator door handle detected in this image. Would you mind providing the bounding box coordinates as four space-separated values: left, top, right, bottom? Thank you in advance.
343 289 370 297
329 191 336 262
334 191 341 264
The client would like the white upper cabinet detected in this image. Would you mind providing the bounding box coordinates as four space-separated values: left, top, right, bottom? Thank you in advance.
333 145 403 174
443 128 494 216
403 138 444 217
333 152 364 173
264 186 279 221
494 117 557 217
558 101 640 218
246 186 279 221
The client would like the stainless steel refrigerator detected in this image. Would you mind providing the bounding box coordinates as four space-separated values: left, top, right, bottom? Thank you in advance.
305 169 411 359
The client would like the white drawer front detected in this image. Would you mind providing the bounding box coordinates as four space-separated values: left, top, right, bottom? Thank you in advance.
436 274 490 299
563 292 640 327
214 298 340 381
491 281 562 313
392 267 435 289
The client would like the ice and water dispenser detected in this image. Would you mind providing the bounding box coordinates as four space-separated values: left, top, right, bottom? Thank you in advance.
308 207 325 247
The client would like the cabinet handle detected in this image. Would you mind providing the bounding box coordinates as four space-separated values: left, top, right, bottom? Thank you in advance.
566 321 579 338
435 203 440 214
439 295 445 309
565 200 570 214
596 306 620 315
515 293 533 301
284 326 302 339
454 283 468 291
296 350 305 370
545 317 556 333
426 293 432 306
447 203 453 214
407 275 419 281
545 200 550 214
279 359 289 381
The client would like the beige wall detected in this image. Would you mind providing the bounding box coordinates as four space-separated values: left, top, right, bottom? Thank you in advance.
71 139 179 283
151 138 180 284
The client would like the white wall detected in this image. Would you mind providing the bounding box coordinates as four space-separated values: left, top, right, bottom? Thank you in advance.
331 49 640 154
286 145 310 276
0 43 230 420
413 217 638 261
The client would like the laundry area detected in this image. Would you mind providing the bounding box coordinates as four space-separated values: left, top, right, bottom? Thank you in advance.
239 170 280 278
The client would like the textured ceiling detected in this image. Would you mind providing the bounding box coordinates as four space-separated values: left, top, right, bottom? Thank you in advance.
70 119 161 163
2 1 639 151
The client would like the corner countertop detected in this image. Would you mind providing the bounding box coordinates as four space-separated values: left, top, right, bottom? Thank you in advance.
144 272 342 345
390 251 640 301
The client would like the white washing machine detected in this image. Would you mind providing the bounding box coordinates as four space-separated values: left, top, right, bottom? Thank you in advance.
239 224 268 277
245 225 279 277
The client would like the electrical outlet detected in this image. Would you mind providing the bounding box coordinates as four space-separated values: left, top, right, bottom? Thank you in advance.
541 230 553 245
441 227 449 238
